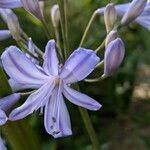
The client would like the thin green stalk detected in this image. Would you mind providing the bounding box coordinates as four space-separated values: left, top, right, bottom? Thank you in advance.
57 0 67 60
54 26 64 61
79 11 98 47
72 84 100 150
79 108 100 150
64 0 70 53
95 40 105 53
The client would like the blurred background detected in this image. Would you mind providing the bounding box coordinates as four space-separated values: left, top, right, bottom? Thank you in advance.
0 0 150 149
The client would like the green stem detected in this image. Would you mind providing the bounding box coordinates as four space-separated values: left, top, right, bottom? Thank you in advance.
79 108 100 150
79 11 98 47
73 84 100 150
57 0 67 60
54 26 64 61
95 40 105 53
64 0 70 53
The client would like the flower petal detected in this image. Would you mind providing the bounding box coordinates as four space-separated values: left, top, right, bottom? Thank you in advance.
1 46 49 85
0 0 22 8
44 85 72 138
0 136 7 150
0 109 7 125
60 48 100 84
9 80 55 121
0 93 20 111
63 84 101 111
9 79 40 92
43 40 59 76
0 30 11 41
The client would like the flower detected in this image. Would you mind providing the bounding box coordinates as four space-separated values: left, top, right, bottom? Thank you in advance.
104 38 125 76
1 40 101 138
97 0 150 30
0 136 7 150
0 30 11 41
0 93 20 125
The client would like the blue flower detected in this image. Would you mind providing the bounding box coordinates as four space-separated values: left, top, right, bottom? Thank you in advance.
1 40 101 138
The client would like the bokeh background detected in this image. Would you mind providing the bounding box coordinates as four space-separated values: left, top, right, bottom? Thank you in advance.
0 0 150 149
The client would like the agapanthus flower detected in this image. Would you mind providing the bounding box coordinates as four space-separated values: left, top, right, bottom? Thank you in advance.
97 0 150 30
0 93 20 125
1 40 101 138
0 30 11 41
0 136 7 150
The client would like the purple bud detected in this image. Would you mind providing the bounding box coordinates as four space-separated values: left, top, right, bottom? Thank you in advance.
104 3 117 32
21 0 43 20
0 30 11 41
105 30 118 47
104 38 125 76
0 9 22 41
121 0 147 26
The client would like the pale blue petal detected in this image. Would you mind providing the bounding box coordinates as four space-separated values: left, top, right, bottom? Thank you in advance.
9 81 55 121
63 84 101 111
9 79 40 92
0 109 7 125
0 93 20 111
43 40 59 76
60 48 100 84
0 136 7 150
0 0 22 8
1 46 50 85
0 30 11 41
44 85 72 138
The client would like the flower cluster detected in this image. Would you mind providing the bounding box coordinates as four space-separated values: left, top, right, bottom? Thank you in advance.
0 0 148 141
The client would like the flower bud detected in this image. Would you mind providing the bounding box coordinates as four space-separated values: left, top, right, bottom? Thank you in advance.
0 9 22 41
51 4 60 27
104 38 125 76
105 30 118 47
0 30 11 41
121 0 147 26
104 3 117 32
21 0 43 20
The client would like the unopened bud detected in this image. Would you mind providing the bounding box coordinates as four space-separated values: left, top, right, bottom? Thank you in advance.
104 3 117 32
0 30 11 41
51 4 60 27
121 0 147 26
0 9 22 41
104 38 125 76
21 0 43 20
105 30 118 46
